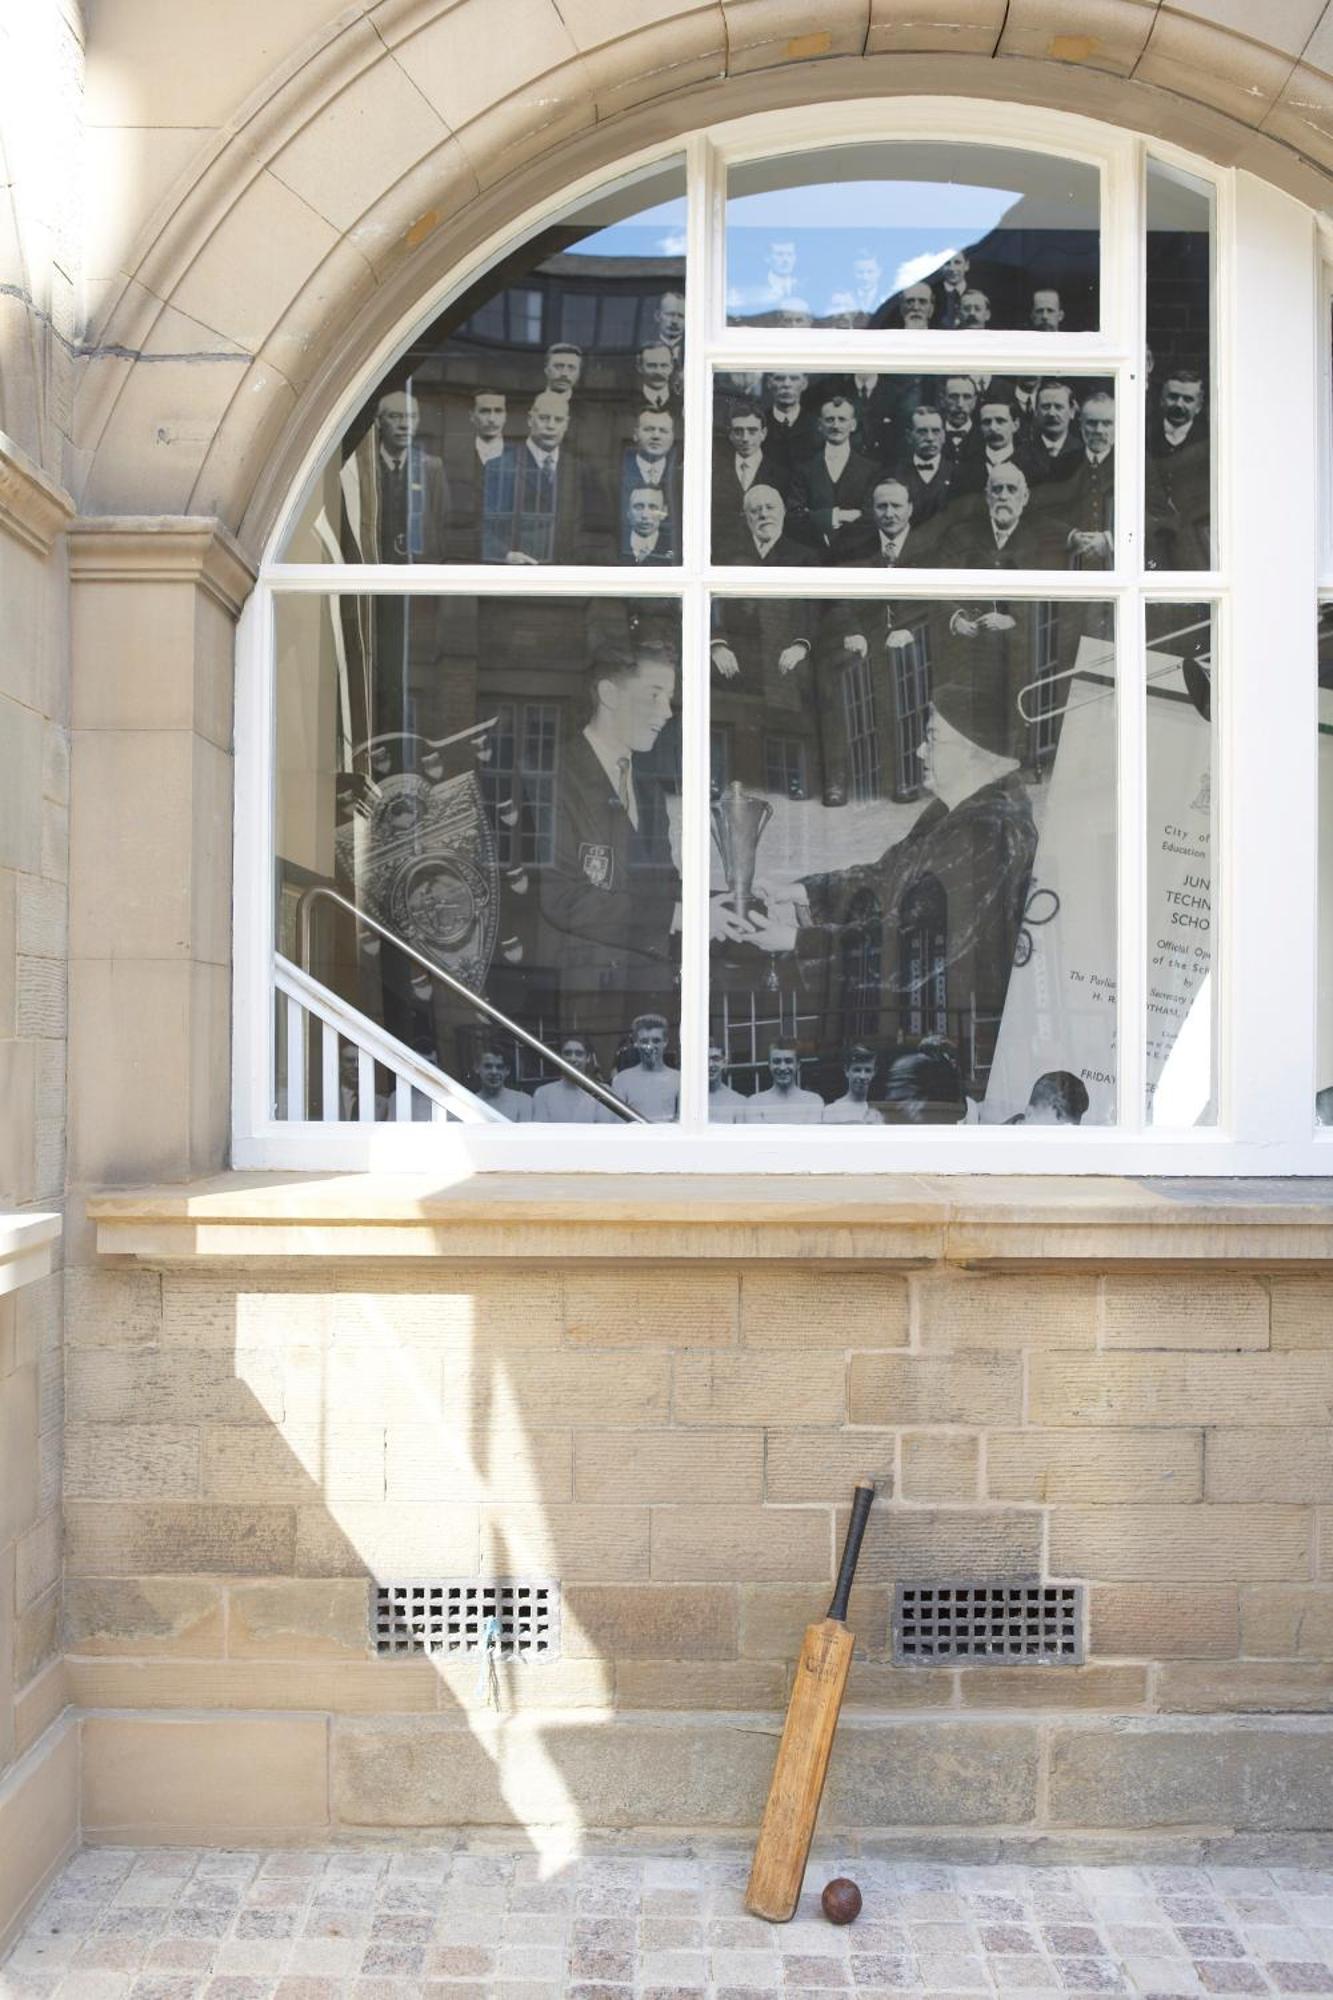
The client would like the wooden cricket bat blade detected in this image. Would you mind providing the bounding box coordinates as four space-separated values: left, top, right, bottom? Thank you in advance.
745 1476 876 1922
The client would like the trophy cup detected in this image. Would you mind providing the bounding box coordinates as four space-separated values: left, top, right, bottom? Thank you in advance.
711 781 773 924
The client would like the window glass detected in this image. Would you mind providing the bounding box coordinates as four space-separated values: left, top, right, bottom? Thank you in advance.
280 160 687 566
1145 603 1216 1126
1146 161 1214 571
725 144 1100 332
707 594 1115 1124
711 371 1116 567
275 594 683 1123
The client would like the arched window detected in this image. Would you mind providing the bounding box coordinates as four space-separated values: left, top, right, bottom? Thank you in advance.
235 103 1322 1169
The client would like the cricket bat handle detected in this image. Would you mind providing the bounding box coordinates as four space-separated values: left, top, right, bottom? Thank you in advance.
828 1476 876 1624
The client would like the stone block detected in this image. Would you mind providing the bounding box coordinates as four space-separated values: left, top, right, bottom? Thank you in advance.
16 874 64 960
1048 1506 1311 1582
1241 1585 1333 1658
201 1422 385 1503
1135 8 1296 124
65 1502 296 1577
430 1656 612 1710
387 0 582 131
764 1429 895 1503
269 45 451 236
740 1269 908 1348
82 1715 329 1842
15 955 64 1039
0 1544 12 1767
69 1657 439 1714
849 1353 1021 1426
1029 1353 1333 1427
1102 1275 1269 1350
0 1722 78 1956
564 1267 737 1346
1090 1584 1238 1659
15 1510 59 1610
615 1660 785 1710
0 1040 36 1206
70 729 200 961
901 1432 979 1502
165 1276 330 1348
574 1428 761 1504
957 1664 1149 1709
170 168 341 354
15 1587 59 1688
63 1578 225 1658
1206 1428 1333 1503
66 959 198 1182
441 1348 669 1426
723 0 868 73
999 0 1156 72
1048 1717 1333 1829
1156 1662 1333 1712
1271 1277 1333 1347
562 1584 738 1660
850 1505 1044 1588
0 871 14 1037
294 1503 478 1578
916 1273 1096 1349
63 1265 161 1348
0 696 43 874
65 1423 200 1500
66 1346 284 1427
650 1505 831 1583
227 1578 372 1660
821 1718 1039 1826
0 1362 38 1544
40 799 67 887
331 1267 562 1348
739 1583 888 1661
332 1711 774 1828
988 1428 1202 1504
388 1425 571 1503
674 1351 844 1425
867 0 1006 54
841 1662 956 1707
480 1503 650 1582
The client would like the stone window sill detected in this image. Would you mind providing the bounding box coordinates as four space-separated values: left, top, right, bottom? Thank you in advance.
85 1173 1333 1265
0 1211 62 1295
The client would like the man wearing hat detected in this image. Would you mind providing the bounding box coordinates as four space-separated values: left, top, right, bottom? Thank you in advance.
738 648 1038 1100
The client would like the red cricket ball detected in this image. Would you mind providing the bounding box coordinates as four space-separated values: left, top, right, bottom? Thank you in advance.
821 1876 863 1925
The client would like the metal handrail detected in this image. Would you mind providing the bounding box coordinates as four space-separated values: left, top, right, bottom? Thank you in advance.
295 884 645 1124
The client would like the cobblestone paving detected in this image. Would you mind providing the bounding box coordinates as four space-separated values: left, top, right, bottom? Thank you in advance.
7 1845 1333 1999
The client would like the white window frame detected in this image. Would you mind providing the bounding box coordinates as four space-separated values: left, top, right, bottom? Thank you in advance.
234 97 1323 1174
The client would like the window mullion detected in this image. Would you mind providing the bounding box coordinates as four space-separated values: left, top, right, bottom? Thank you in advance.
1222 172 1318 1145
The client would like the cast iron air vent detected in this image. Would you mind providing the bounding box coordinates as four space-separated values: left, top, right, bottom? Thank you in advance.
372 1580 560 1659
893 1583 1084 1665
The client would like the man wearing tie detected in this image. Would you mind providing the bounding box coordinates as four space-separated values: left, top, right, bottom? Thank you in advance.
712 405 789 561
624 486 673 564
633 342 679 416
507 392 607 564
894 405 957 529
935 251 971 327
444 388 516 560
941 377 984 474
619 409 680 557
762 371 820 479
789 393 882 557
359 389 448 562
835 478 932 568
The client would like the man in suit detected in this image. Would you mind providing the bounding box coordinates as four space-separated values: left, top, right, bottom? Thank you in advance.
619 408 680 558
880 281 935 330
893 405 957 530
654 291 686 389
840 371 901 468
542 342 584 401
1025 380 1081 485
633 341 679 417
935 461 1056 568
824 481 936 799
788 393 882 556
935 251 971 327
354 389 448 563
959 287 993 330
967 394 1032 496
535 642 680 1065
940 377 984 475
712 405 789 561
762 371 821 479
710 490 826 793
727 484 820 568
505 391 610 564
444 388 516 561
1047 389 1115 569
834 477 931 568
1147 367 1210 569
623 485 674 564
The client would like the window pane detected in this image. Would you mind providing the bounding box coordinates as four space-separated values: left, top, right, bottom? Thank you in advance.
274 594 683 1123
1317 605 1333 1126
1146 160 1214 571
711 372 1116 568
726 144 1100 332
1145 603 1216 1126
280 160 687 566
707 594 1115 1125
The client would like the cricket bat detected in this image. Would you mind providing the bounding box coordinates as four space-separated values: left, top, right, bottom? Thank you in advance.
745 1475 877 1923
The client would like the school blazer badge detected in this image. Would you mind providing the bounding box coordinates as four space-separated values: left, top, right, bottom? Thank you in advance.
580 842 613 889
